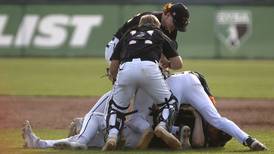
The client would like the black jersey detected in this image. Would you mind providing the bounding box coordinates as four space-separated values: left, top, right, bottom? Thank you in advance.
110 25 178 62
114 12 178 45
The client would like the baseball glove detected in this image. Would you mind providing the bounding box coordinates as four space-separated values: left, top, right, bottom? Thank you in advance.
67 117 84 137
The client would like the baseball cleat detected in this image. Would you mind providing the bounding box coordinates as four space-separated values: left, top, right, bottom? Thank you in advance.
102 136 117 151
21 120 41 148
245 136 268 151
54 141 87 150
179 125 191 149
154 124 182 150
136 128 154 149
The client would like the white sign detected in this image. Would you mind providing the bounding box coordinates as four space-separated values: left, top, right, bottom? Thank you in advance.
0 14 103 48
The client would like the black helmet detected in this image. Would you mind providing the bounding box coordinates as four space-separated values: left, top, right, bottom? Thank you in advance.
170 3 190 32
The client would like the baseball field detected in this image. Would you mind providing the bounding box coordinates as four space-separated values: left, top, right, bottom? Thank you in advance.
0 58 274 154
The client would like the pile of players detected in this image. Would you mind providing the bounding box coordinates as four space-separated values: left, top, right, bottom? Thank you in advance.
22 2 267 151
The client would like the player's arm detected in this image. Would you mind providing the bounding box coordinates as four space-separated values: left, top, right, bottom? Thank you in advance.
159 31 183 70
159 53 170 69
191 108 205 148
109 37 124 81
168 56 183 70
109 60 119 82
160 52 183 70
179 105 205 148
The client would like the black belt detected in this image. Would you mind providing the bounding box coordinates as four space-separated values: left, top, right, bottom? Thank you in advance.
121 58 157 64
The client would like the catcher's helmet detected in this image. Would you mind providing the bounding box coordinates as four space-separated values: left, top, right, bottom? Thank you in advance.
170 3 190 32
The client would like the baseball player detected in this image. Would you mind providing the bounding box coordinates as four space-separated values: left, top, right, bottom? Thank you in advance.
104 14 183 150
105 2 189 64
22 91 111 149
130 71 268 151
22 91 151 149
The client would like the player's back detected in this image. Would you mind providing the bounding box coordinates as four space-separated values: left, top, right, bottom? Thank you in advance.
166 72 201 104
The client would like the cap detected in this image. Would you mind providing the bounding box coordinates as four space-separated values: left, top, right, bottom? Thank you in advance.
170 3 190 32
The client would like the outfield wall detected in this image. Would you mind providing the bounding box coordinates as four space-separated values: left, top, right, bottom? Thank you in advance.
0 4 273 58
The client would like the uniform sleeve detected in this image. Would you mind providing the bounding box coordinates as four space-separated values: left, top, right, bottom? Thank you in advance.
159 31 179 58
161 26 178 49
171 31 177 41
110 39 122 60
114 12 150 39
166 29 177 41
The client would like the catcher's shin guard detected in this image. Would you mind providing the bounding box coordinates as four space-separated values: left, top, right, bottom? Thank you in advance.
103 99 128 151
106 99 128 137
157 94 178 131
154 94 181 150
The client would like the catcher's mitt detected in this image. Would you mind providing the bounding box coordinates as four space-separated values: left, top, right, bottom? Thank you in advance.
67 117 84 137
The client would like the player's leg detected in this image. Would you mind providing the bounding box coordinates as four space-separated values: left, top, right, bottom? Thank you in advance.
103 63 138 150
75 114 102 145
86 129 105 148
125 113 154 149
68 117 84 137
54 114 103 150
103 96 135 150
61 116 105 149
22 117 101 150
122 89 155 149
22 120 73 149
199 104 267 150
23 91 111 150
140 62 181 150
79 91 111 134
133 89 155 124
68 91 112 137
184 74 267 151
54 91 112 149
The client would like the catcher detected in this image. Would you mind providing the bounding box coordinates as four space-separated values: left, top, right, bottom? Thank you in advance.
103 14 183 150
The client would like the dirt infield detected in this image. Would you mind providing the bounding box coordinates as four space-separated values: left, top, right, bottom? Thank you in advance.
0 96 273 130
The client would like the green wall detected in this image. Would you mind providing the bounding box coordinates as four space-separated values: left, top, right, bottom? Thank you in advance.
0 5 273 58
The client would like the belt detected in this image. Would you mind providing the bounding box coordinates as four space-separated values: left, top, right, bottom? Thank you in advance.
121 57 157 64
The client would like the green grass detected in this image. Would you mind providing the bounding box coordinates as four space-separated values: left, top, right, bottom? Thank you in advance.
0 58 111 97
0 58 274 98
0 128 273 154
182 59 274 99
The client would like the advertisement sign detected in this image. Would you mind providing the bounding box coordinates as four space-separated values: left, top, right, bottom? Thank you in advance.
0 14 103 48
215 10 252 51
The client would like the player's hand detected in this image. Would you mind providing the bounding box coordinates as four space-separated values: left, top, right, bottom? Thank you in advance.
103 68 116 84
160 60 171 69
160 54 171 68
